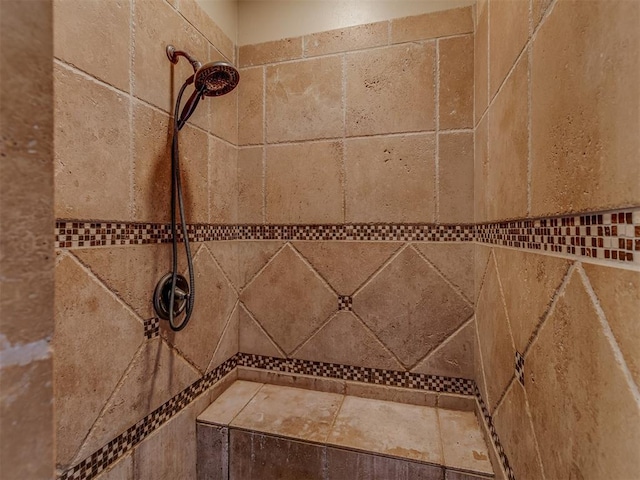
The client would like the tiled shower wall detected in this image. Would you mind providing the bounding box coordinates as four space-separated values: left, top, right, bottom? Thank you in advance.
52 0 239 478
473 0 640 479
234 7 477 377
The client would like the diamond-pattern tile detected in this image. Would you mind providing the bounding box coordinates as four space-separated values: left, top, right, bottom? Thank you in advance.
241 245 337 354
353 246 473 368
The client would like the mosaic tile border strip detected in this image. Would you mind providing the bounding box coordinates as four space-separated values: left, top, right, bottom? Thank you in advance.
143 318 160 339
515 352 525 386
475 385 516 480
338 295 353 311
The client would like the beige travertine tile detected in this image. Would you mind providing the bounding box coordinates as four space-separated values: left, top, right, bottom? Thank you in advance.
412 321 474 380
237 368 347 395
54 63 131 220
178 124 209 224
486 54 528 221
439 35 473 130
437 394 475 413
208 83 238 144
209 136 238 224
94 453 133 480
474 244 492 303
241 245 337 354
266 57 343 142
231 384 343 442
345 383 438 409
473 115 488 223
493 381 544 480
493 248 571 353
304 21 388 57
53 0 130 92
474 255 515 412
414 243 474 302
203 240 239 288
390 7 473 44
530 0 640 216
345 134 435 223
354 247 473 368
583 264 640 387
293 242 401 295
239 37 303 67
532 0 553 29
488 0 528 99
236 241 284 290
527 271 640 479
207 305 239 371
178 0 234 61
265 141 343 224
74 243 185 322
294 312 403 370
438 132 474 224
133 0 208 114
328 396 442 464
198 381 263 425
132 101 173 222
346 43 435 136
161 246 237 372
238 67 264 146
238 305 284 357
238 147 264 223
74 337 199 463
54 255 143 466
438 409 492 474
474 3 488 125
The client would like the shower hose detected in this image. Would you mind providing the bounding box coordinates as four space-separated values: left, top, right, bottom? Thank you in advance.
167 78 205 331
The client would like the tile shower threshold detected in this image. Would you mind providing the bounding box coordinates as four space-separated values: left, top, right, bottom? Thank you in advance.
197 380 494 479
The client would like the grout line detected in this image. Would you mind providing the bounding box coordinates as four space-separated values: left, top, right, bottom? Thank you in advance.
527 41 533 216
435 39 441 224
409 315 475 372
493 373 516 416
205 300 240 373
129 0 136 221
341 53 347 223
289 311 338 358
226 379 265 426
262 66 267 223
325 394 347 443
263 129 439 147
350 242 407 298
349 309 408 371
239 303 287 358
491 250 519 355
521 378 548 480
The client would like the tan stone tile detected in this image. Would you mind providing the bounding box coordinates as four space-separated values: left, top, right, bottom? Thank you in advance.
493 248 571 352
94 454 133 480
0 359 54 480
238 67 264 146
439 35 473 130
527 270 640 479
236 241 284 290
412 321 474 380
414 243 474 302
304 21 388 57
293 241 401 295
133 0 208 115
474 5 488 125
161 246 237 372
474 255 515 411
208 85 238 144
294 312 403 370
390 7 474 43
488 0 528 99
203 240 239 288
473 114 488 223
437 394 475 412
439 409 492 474
238 147 264 223
208 305 239 371
54 255 143 466
493 381 544 480
530 0 640 215
583 264 640 387
241 245 337 354
532 0 553 29
438 132 474 224
132 101 173 222
54 64 131 220
53 0 130 92
345 134 435 223
266 57 343 142
239 37 303 67
354 247 473 368
178 0 234 61
346 44 435 136
328 396 442 464
486 54 528 221
237 368 346 395
238 305 284 357
344 383 438 409
179 124 210 224
265 141 343 224
209 136 237 224
474 245 492 303
198 381 263 426
74 338 199 463
231 384 343 443
74 243 185 321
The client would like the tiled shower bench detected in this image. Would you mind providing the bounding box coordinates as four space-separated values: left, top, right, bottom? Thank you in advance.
196 381 494 480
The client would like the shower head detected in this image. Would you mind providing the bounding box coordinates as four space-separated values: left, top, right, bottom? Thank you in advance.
194 61 240 97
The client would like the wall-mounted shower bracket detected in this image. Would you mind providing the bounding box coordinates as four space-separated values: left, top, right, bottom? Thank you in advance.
153 273 190 321
166 44 201 72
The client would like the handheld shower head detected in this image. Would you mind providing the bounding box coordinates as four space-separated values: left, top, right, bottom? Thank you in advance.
194 61 240 97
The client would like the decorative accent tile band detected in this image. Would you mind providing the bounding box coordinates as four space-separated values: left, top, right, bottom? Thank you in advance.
338 295 353 311
58 353 490 480
515 352 525 386
143 318 160 339
56 207 639 265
